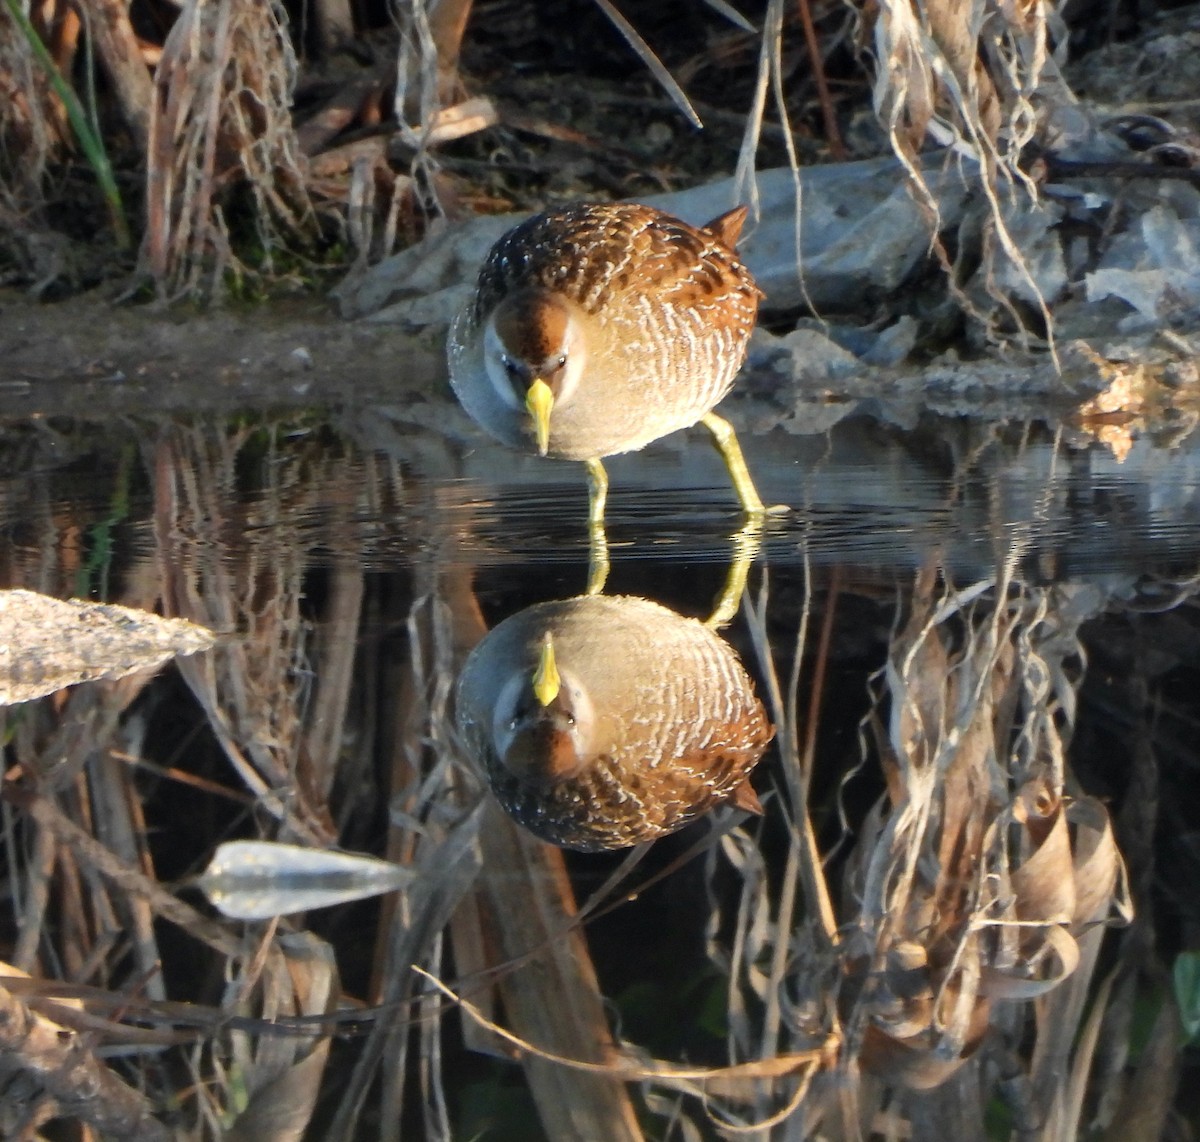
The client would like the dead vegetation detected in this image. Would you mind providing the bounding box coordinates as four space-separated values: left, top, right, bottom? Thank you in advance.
142 0 317 300
0 0 1193 332
0 410 1193 1138
2 1 1200 1138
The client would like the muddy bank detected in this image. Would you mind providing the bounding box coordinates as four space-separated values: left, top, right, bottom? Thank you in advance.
0 290 443 417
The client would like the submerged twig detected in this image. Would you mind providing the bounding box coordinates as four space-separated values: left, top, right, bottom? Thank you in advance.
0 982 168 1140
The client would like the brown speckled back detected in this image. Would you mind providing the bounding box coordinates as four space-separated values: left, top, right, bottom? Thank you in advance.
448 202 761 461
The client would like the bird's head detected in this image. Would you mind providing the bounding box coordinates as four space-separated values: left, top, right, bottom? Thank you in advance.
492 633 594 786
483 289 588 455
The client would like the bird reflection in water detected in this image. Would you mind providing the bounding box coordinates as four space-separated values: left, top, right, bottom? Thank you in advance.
455 594 774 851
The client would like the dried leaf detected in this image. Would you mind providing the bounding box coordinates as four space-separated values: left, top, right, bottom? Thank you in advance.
226 931 337 1142
859 997 992 1091
1068 797 1129 928
198 841 415 920
590 0 702 128
0 589 215 705
1011 800 1075 925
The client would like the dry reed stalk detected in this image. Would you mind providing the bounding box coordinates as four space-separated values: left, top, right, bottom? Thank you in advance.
296 65 392 157
734 0 823 321
329 787 485 1141
419 964 833 1128
369 551 648 1132
12 784 244 957
325 557 485 1141
709 539 1131 1138
382 557 637 1136
438 561 644 1140
370 582 449 1142
0 980 169 1139
87 729 166 1001
388 0 477 230
439 564 511 1059
796 0 846 159
302 559 364 793
472 799 646 1141
143 0 315 299
701 566 843 1134
302 558 364 802
865 0 1060 351
151 425 334 844
220 931 337 1140
326 456 412 844
868 0 1047 168
1037 673 1166 1139
838 566 1126 1127
1 631 181 1080
427 0 474 105
0 577 183 1082
78 0 153 153
9 805 55 972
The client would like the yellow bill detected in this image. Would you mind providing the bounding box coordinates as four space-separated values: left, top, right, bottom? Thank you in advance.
525 377 554 456
532 633 560 706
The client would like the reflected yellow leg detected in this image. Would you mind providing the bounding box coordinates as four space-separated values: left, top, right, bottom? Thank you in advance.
701 412 765 515
706 513 765 629
585 458 610 595
586 458 609 525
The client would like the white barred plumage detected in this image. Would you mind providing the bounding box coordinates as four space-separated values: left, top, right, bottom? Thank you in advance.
455 595 773 852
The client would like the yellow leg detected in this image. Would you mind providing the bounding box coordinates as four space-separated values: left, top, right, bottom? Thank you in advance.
706 512 765 628
586 458 608 525
585 458 610 595
701 412 765 515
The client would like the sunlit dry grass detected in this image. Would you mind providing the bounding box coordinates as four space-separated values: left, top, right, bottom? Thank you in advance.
2 0 1077 322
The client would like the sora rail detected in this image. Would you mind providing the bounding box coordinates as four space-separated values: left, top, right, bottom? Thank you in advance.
455 595 773 851
447 202 767 526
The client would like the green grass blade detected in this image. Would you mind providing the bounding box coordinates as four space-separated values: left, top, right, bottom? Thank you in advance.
3 0 131 250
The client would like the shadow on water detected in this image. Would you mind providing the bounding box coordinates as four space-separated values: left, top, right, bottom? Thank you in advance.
1 389 1199 1139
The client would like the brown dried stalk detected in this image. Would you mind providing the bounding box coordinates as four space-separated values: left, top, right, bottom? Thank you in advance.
0 982 168 1140
78 0 153 153
0 1 70 200
152 425 334 843
143 0 315 299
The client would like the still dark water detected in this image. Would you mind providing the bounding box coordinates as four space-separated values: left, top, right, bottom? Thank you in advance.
2 390 1198 1140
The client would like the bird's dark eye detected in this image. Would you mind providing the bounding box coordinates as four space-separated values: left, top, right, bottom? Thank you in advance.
563 712 576 727
556 355 567 369
500 354 521 379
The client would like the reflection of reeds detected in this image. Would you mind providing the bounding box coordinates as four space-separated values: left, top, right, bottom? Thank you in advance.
714 557 1133 1136
0 417 1177 1138
154 424 332 842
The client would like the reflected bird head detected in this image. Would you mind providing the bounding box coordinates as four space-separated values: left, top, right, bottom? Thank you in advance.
492 632 595 787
